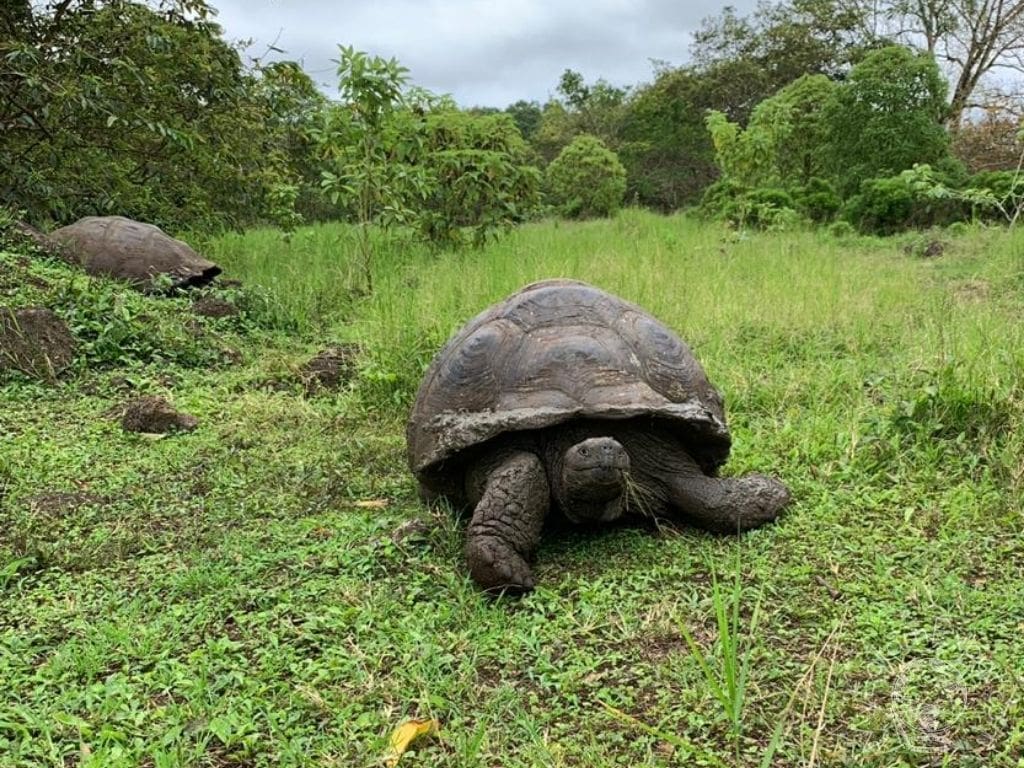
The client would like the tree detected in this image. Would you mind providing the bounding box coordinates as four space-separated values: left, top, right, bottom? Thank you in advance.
504 100 543 141
1 0 301 231
695 0 1024 127
617 66 719 210
690 0 880 122
318 46 422 292
251 61 328 224
531 70 629 161
409 110 540 247
545 135 627 219
706 74 837 188
885 0 1024 124
823 45 953 195
951 107 1024 171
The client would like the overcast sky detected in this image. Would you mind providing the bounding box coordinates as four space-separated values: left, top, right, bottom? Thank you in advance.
211 0 758 107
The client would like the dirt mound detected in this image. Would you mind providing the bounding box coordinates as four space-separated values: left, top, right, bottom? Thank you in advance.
121 396 198 434
300 344 360 394
0 307 76 381
192 297 239 318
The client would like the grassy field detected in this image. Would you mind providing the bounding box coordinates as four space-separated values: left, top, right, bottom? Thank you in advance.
2 210 1023 766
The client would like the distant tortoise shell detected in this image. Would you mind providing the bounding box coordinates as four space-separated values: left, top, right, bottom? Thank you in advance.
407 279 731 491
49 216 221 290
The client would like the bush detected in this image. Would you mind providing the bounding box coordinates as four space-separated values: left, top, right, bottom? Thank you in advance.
827 220 856 239
413 111 541 248
961 170 1024 223
793 178 840 222
842 168 968 235
545 135 627 219
823 46 952 197
701 184 802 230
699 178 747 217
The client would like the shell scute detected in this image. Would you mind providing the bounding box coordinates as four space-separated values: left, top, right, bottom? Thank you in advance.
407 279 731 484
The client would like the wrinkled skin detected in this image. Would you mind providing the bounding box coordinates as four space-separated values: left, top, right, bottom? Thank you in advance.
461 420 790 593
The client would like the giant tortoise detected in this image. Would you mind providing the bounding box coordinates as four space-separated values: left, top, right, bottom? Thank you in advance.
407 279 791 592
49 216 221 291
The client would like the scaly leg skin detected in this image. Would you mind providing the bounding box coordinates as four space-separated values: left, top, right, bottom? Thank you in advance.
464 450 549 593
665 450 791 534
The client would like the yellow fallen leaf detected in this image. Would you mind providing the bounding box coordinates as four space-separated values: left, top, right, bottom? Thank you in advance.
383 718 439 767
354 499 389 509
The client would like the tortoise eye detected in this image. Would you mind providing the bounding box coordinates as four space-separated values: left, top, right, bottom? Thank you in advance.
578 447 589 457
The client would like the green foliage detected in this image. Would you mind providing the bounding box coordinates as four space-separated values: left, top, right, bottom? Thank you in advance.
824 46 952 196
700 183 804 231
690 1 876 125
826 219 856 238
617 67 718 210
0 251 250 374
318 46 422 291
1 0 304 232
842 165 968 234
504 100 543 140
411 110 540 248
532 71 628 162
792 177 841 222
250 61 330 226
960 170 1024 224
750 74 836 186
705 75 837 222
318 49 539 260
706 75 834 190
544 135 627 219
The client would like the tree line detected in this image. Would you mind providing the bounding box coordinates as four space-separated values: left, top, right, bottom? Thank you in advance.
2 0 1023 239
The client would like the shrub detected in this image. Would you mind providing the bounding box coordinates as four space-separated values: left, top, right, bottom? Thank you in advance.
699 178 747 218
842 167 968 235
412 111 541 248
545 135 627 219
961 170 1024 223
702 184 802 230
824 46 952 197
793 178 840 222
827 220 856 239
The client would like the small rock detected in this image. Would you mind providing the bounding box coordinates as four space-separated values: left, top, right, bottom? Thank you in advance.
0 306 76 381
300 344 360 394
121 395 198 434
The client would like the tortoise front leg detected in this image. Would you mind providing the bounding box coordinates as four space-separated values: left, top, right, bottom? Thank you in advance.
664 450 791 534
465 450 549 593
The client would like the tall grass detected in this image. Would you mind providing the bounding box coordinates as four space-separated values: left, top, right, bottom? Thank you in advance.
207 210 1024 432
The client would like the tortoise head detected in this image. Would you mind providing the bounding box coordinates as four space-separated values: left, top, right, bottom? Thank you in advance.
557 437 631 524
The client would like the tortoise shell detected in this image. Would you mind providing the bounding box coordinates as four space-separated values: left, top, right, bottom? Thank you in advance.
407 279 731 489
49 216 221 290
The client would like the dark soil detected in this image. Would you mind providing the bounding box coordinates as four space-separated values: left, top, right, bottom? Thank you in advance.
120 395 198 434
299 344 360 394
192 297 239 318
0 306 76 381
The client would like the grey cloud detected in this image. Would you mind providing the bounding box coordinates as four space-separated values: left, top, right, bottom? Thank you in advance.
212 0 758 106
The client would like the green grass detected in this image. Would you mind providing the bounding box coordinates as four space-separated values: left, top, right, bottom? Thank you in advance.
2 211 1023 766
